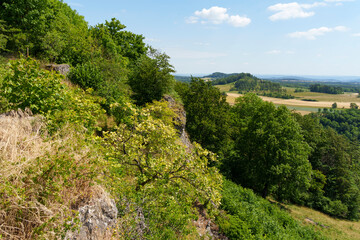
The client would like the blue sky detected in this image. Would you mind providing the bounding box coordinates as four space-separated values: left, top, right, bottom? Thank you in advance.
63 0 360 76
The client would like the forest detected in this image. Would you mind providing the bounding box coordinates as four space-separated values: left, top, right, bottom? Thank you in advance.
0 1 359 239
310 84 344 94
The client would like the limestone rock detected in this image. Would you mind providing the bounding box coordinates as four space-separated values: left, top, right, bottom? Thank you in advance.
163 95 192 151
65 191 118 240
45 64 70 76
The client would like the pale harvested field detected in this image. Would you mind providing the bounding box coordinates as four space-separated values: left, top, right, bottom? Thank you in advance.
226 93 360 109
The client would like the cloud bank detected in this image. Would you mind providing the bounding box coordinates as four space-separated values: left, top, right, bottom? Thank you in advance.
186 6 251 27
268 2 326 21
288 26 349 40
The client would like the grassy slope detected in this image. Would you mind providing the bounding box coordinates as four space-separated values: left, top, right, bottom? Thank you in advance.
288 204 360 240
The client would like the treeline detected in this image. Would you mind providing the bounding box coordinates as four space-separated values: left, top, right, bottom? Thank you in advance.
176 77 360 221
204 72 238 79
310 84 344 94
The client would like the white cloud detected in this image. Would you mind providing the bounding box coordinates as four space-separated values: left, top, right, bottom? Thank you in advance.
352 33 360 37
334 26 349 31
268 2 326 21
228 15 252 27
288 26 349 40
324 0 355 6
266 50 281 54
194 6 229 24
185 16 199 24
187 6 251 27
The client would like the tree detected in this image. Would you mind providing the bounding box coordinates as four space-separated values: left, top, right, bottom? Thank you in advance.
91 18 146 62
332 102 337 109
103 102 222 237
128 48 175 105
225 94 312 200
0 0 54 55
176 77 232 155
350 102 358 109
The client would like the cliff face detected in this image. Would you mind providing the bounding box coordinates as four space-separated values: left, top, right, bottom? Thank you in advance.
163 95 192 151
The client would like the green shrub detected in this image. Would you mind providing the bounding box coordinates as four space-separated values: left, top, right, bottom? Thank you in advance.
68 62 104 91
0 58 106 134
0 57 66 114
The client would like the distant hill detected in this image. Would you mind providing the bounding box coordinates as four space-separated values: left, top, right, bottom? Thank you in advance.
203 72 238 79
211 72 260 85
258 74 360 83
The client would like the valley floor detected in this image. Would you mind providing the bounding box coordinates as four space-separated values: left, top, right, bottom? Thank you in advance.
226 92 360 114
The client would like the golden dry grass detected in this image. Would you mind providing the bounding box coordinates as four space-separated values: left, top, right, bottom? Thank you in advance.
0 115 103 239
288 204 360 240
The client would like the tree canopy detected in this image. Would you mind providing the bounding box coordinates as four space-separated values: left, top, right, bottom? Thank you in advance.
224 94 312 200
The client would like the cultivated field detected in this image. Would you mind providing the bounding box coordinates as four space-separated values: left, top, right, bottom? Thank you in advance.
216 83 360 114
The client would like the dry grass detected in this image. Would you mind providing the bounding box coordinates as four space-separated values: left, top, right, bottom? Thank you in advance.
0 115 103 239
288 204 360 240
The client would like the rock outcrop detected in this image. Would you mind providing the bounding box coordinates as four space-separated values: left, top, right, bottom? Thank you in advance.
65 189 118 240
163 95 192 151
45 64 70 76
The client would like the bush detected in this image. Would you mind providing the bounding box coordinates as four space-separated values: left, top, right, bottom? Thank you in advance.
0 58 106 134
68 62 104 91
0 57 66 114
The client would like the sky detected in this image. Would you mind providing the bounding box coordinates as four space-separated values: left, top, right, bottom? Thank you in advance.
63 0 360 76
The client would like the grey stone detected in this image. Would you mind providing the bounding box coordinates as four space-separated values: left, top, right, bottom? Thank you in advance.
65 193 118 240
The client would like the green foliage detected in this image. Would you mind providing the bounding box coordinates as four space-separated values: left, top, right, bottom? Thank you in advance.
350 102 359 109
176 77 232 155
0 58 105 134
0 0 54 55
68 62 104 91
129 48 175 105
316 108 360 141
0 57 66 114
90 18 146 62
225 94 312 201
217 180 325 240
103 101 223 238
310 84 343 94
47 88 106 134
211 72 257 85
295 114 360 219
